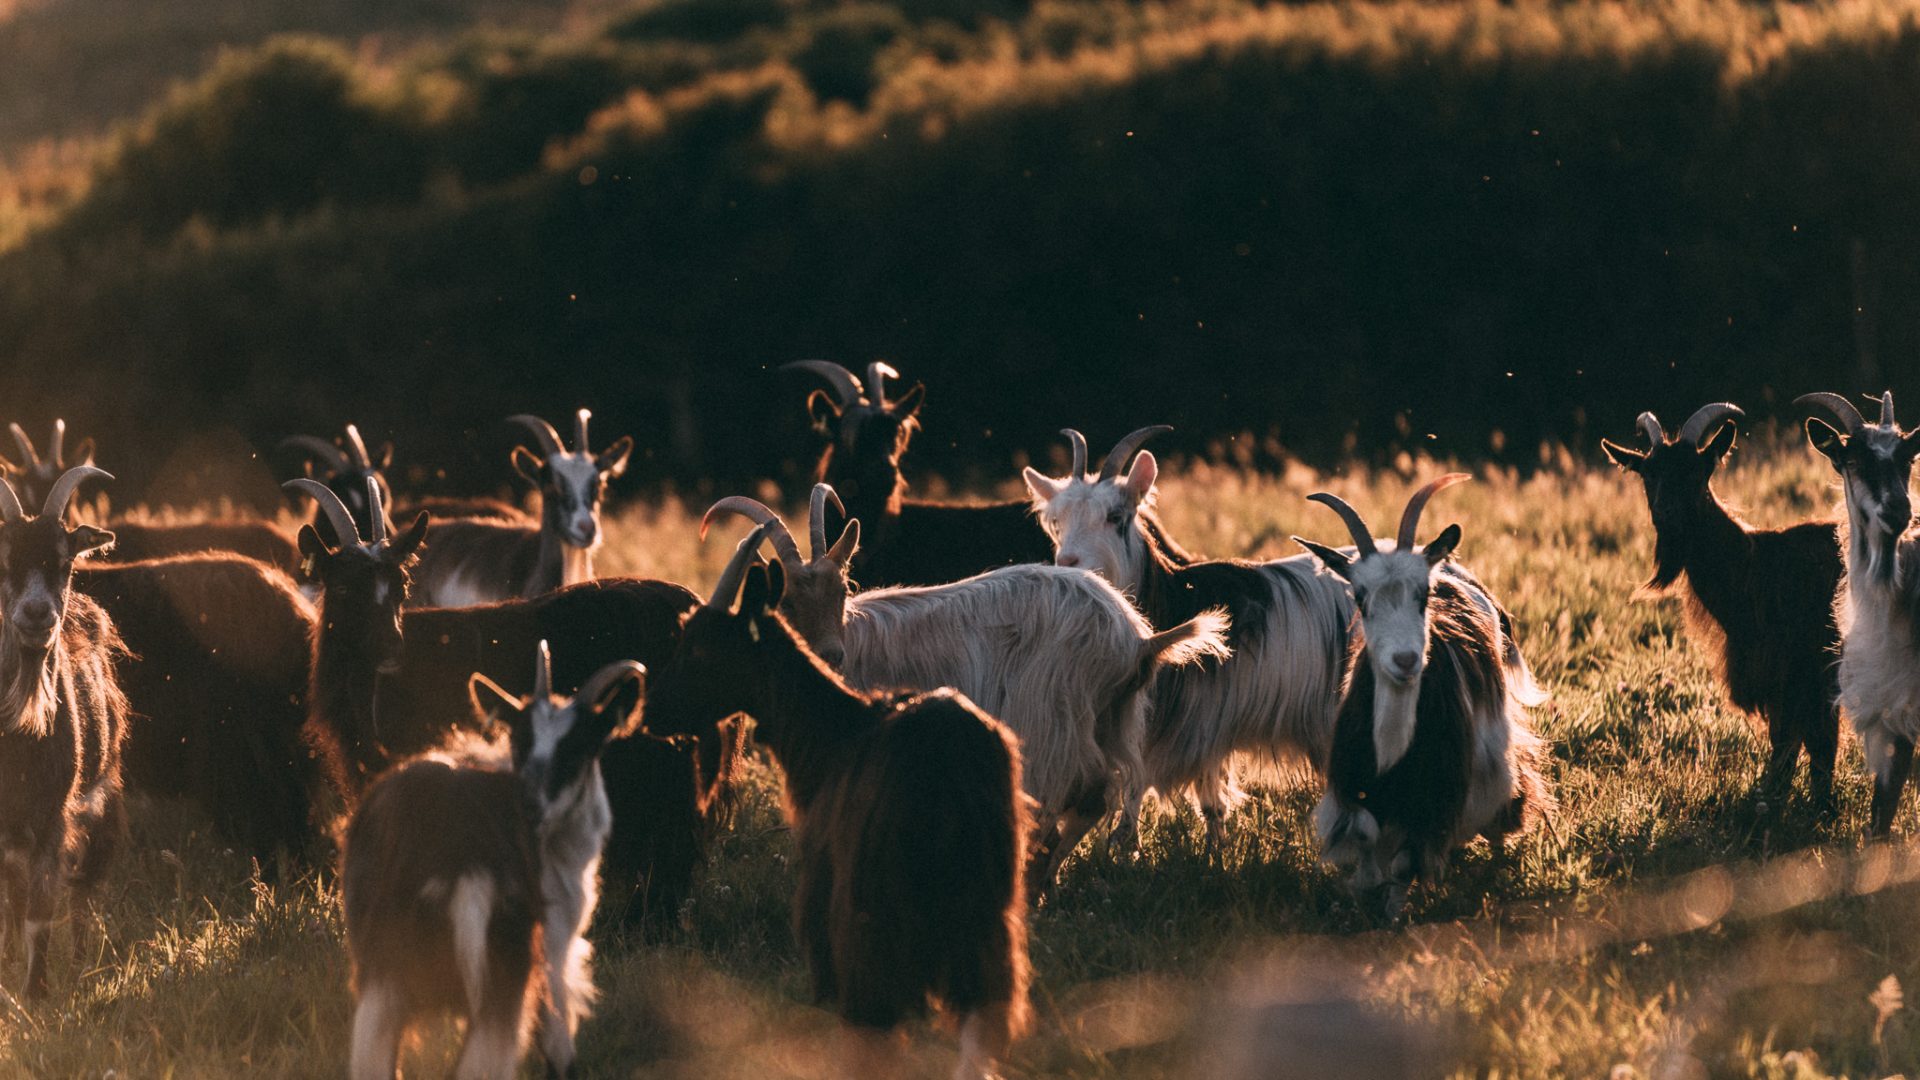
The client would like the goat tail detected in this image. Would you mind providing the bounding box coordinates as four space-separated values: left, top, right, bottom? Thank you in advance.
1140 608 1233 673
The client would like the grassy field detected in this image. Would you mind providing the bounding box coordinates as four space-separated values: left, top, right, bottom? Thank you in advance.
4 435 1919 1079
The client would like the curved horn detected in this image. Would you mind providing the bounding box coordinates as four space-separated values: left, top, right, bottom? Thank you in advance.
809 483 845 562
366 477 388 545
781 361 865 407
42 465 112 523
1879 391 1897 429
1797 392 1867 435
278 434 352 472
342 424 372 468
707 523 772 609
8 423 37 467
1099 425 1173 481
0 477 23 524
1636 412 1665 446
533 639 553 702
866 362 898 407
1396 472 1471 552
284 478 362 548
1676 402 1745 446
573 408 592 453
1306 492 1379 558
701 496 804 567
1061 429 1089 478
576 658 645 710
507 414 565 458
48 420 65 467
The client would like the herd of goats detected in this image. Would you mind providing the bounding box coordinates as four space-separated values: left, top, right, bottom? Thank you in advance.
1 358 1917 1078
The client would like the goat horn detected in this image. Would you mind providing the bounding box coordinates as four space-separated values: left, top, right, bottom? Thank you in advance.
507 414 565 459
340 424 371 468
533 640 553 702
366 477 388 545
0 477 23 524
574 409 592 453
1099 425 1172 481
781 361 865 407
702 496 803 568
278 434 352 471
576 658 646 711
1636 412 1665 446
7 423 36 468
284 478 362 548
1676 402 1744 446
42 465 111 523
809 483 845 562
707 523 772 610
1879 391 1897 429
866 362 898 407
1306 492 1379 558
1797 392 1867 435
1061 429 1089 478
1396 472 1471 552
48 420 64 467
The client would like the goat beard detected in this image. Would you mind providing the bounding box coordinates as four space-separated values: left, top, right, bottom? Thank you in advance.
1645 531 1687 591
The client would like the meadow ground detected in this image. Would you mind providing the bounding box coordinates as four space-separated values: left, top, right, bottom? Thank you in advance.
5 433 1919 1078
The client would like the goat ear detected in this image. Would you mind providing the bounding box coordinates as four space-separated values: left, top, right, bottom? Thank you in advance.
889 382 926 418
296 523 336 571
1124 450 1158 503
1599 438 1645 472
1023 466 1065 506
1423 523 1463 565
1805 418 1847 466
71 438 96 468
390 512 430 559
827 519 859 565
376 442 394 470
1900 428 1920 465
596 436 634 479
511 446 545 485
588 676 647 743
468 673 523 728
764 557 787 610
70 524 114 557
1293 537 1352 580
738 562 771 617
1699 422 1736 465
805 390 841 435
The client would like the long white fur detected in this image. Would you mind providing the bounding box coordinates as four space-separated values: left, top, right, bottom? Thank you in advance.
1824 423 1920 772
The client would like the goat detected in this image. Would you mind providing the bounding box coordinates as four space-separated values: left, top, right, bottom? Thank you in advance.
292 478 720 928
704 485 1230 890
1295 475 1552 918
785 361 1193 587
1799 391 1920 835
344 642 643 1079
409 411 631 608
74 553 342 866
0 420 94 508
647 525 1030 1080
280 423 392 545
1602 403 1844 811
0 466 129 998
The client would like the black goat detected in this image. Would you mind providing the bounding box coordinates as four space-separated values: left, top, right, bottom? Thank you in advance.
1602 403 1844 812
0 466 129 998
648 525 1030 1078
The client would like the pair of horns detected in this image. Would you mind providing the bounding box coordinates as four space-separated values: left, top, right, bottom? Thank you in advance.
782 360 901 409
1307 473 1470 557
1059 425 1172 480
8 420 68 470
280 423 373 472
1798 390 1897 435
0 464 112 525
524 639 645 706
1635 403 1745 448
285 476 389 546
700 484 856 569
509 410 594 459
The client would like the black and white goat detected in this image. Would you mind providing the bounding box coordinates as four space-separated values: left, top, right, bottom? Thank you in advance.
1602 403 1844 810
344 642 642 1079
292 479 720 927
647 526 1030 1079
0 420 94 507
1799 391 1920 835
280 423 392 545
703 486 1229 888
0 467 129 998
785 361 1192 587
1295 476 1552 917
409 412 631 608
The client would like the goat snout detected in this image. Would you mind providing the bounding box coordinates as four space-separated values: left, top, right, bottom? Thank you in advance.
12 597 56 646
1056 553 1082 568
1390 650 1421 679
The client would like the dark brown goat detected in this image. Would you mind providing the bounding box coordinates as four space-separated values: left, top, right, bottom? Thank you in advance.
0 466 129 998
280 423 393 545
1602 403 1844 812
647 525 1030 1077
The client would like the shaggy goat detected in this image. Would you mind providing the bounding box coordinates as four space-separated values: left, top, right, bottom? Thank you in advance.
409 411 631 607
704 485 1229 889
1295 475 1551 918
344 642 643 1079
1602 403 1843 810
292 479 720 927
648 526 1030 1080
785 361 1193 586
0 467 129 998
1799 390 1920 835
280 423 392 545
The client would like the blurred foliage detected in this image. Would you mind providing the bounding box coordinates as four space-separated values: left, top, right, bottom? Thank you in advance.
2 0 1920 500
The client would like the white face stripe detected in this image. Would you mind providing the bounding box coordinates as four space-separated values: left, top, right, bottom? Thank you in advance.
1350 550 1436 683
546 452 606 546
